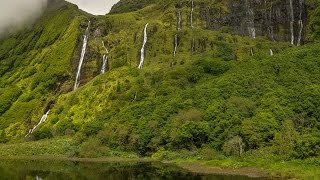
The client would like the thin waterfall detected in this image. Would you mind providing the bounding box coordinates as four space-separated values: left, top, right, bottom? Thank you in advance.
25 110 50 137
74 21 90 90
174 34 178 57
102 40 109 53
190 0 194 28
246 0 256 38
101 55 108 74
297 0 304 46
132 91 137 102
289 0 295 45
250 48 254 56
101 41 109 74
270 49 274 56
138 23 149 69
177 11 182 30
268 2 275 41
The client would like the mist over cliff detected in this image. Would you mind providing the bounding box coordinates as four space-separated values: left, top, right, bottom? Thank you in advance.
0 0 47 35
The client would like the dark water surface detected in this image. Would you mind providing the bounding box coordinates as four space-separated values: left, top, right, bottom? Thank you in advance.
0 159 268 180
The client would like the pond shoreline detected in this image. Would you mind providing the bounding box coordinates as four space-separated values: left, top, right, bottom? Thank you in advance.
0 156 269 178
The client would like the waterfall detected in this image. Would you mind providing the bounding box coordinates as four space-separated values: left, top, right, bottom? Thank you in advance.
101 41 109 74
297 0 304 46
289 0 295 45
101 55 108 74
270 49 274 56
25 110 50 137
268 2 275 41
246 0 256 38
177 11 182 30
132 91 137 102
250 48 254 56
174 34 178 57
138 23 149 69
297 20 303 46
190 0 194 28
74 21 90 90
102 40 109 53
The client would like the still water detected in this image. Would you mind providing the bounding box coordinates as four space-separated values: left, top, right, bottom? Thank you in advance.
0 159 268 180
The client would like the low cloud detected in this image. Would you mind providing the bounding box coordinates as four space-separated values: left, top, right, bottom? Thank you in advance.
0 0 47 35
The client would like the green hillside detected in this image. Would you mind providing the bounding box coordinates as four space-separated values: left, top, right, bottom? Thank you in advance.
0 0 87 141
0 0 320 178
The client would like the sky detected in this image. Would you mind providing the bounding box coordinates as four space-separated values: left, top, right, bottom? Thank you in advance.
65 0 120 15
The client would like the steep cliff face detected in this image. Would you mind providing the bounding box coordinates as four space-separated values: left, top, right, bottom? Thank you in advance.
185 0 308 45
109 0 314 45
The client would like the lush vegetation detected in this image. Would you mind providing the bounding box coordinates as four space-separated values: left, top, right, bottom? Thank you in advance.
109 0 157 14
0 0 87 141
0 0 320 179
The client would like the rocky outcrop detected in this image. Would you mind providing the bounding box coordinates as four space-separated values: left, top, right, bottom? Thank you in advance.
198 0 308 45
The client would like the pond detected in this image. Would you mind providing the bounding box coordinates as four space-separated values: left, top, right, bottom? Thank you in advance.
0 159 269 180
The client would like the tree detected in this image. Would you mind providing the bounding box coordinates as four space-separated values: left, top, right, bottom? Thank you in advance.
223 135 245 156
242 111 279 149
273 120 297 158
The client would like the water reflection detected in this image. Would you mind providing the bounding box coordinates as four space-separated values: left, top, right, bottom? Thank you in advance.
0 159 268 180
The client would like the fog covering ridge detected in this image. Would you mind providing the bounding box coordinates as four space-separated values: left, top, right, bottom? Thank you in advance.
0 0 47 35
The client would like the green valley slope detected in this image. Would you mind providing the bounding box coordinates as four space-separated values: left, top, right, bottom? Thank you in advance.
0 0 320 179
0 0 88 141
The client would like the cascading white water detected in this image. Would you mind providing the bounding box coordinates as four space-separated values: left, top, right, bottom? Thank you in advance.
297 20 303 46
101 55 108 74
132 91 137 102
268 2 275 41
101 41 109 74
270 49 274 56
102 40 109 53
74 21 90 90
177 11 182 30
297 0 304 46
246 1 256 39
190 0 194 28
174 34 178 57
248 8 256 38
250 48 254 56
138 23 149 69
289 0 295 45
25 110 50 137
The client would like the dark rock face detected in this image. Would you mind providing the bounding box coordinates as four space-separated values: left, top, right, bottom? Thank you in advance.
199 0 308 45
